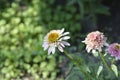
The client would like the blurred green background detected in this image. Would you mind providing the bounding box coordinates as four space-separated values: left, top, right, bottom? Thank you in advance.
0 0 119 80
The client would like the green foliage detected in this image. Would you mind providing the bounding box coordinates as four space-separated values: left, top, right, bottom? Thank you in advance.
0 0 111 80
39 0 109 44
64 51 120 80
0 0 57 80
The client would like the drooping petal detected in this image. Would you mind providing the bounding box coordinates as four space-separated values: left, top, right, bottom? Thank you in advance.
87 48 91 53
62 41 70 46
60 43 65 47
58 45 64 52
52 47 56 54
86 46 92 53
42 42 49 50
48 47 53 55
43 45 49 51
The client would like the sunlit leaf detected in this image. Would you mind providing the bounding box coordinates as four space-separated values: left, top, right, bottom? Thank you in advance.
97 65 103 78
111 64 118 77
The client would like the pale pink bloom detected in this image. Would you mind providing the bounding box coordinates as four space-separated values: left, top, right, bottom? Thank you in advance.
82 31 108 53
42 28 70 55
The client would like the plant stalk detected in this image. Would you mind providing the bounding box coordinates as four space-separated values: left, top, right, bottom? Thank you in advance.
99 52 110 77
63 50 91 80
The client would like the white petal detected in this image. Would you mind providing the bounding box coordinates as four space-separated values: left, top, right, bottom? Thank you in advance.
62 41 70 46
58 28 64 34
48 47 54 55
60 28 64 34
44 46 49 51
58 46 63 52
87 48 91 53
62 36 70 40
86 46 91 53
60 43 65 47
62 32 69 36
82 40 85 43
52 47 56 54
44 36 47 39
42 42 49 50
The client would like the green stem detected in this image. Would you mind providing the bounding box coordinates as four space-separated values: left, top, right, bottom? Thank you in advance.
63 50 91 80
111 58 115 64
99 52 110 76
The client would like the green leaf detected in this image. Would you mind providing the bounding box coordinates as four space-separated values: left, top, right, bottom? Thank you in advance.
33 56 42 63
111 64 118 77
97 65 103 78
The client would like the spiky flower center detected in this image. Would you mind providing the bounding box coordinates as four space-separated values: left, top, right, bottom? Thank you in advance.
114 44 120 50
48 32 60 43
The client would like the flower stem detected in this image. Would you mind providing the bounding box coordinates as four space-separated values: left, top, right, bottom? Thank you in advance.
63 50 91 79
99 52 110 76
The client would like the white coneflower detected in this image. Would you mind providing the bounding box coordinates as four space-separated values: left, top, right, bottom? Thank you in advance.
82 31 108 53
42 28 70 55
